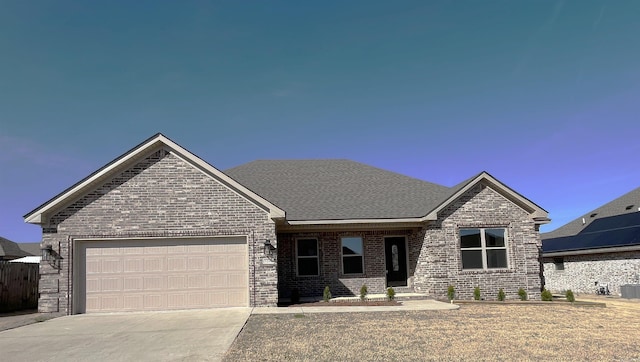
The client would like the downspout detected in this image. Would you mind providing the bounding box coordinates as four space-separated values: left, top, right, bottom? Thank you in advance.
252 231 256 307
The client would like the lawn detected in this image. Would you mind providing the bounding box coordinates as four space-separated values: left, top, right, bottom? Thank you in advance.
224 297 640 361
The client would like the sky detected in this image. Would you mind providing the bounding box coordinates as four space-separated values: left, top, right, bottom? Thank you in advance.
1 0 639 242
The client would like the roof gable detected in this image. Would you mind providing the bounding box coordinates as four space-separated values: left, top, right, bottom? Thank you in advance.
24 134 285 224
424 171 549 223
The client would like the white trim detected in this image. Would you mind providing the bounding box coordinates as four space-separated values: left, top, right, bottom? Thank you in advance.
425 172 549 223
287 217 436 225
295 237 319 277
340 236 364 275
543 245 640 257
25 134 285 224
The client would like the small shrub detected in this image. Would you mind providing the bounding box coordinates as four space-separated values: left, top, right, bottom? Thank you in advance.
565 289 575 303
360 284 368 301
323 286 331 302
518 287 528 301
447 285 455 301
497 288 506 301
386 287 396 301
473 286 481 301
541 289 553 301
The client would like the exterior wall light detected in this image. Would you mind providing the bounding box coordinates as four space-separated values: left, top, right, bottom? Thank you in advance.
263 239 276 257
41 244 60 269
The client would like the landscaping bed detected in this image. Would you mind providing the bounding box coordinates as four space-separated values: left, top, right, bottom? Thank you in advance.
288 300 401 307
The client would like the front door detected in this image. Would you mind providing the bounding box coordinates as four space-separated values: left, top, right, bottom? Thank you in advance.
385 237 407 287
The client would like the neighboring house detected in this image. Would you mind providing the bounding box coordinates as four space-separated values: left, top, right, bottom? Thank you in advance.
0 237 32 261
542 187 640 295
17 242 41 257
9 256 41 264
24 134 549 314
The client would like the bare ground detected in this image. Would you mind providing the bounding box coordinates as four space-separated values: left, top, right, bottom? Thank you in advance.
224 296 640 361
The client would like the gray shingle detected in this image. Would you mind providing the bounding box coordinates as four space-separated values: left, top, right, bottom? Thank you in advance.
225 159 453 221
542 186 640 240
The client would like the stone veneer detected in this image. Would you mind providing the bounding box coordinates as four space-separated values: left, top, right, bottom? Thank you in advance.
38 147 277 314
543 251 640 295
278 183 543 301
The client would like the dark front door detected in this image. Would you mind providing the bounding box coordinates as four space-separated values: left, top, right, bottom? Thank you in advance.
385 237 407 287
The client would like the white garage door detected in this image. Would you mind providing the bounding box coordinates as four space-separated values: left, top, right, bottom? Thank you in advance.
79 237 248 313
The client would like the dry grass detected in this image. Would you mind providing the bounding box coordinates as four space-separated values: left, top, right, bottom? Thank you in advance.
224 297 640 361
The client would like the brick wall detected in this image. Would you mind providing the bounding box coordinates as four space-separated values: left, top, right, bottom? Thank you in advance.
276 229 421 299
38 147 277 314
543 251 640 295
413 183 543 301
277 184 543 301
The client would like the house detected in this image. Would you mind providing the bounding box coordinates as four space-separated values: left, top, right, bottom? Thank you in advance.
542 186 640 295
24 134 549 314
0 236 33 261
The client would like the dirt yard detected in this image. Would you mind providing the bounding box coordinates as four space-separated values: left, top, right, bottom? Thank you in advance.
224 296 640 361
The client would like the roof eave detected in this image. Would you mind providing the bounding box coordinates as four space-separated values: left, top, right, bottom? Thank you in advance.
24 134 286 224
425 171 549 224
286 215 438 226
543 244 640 257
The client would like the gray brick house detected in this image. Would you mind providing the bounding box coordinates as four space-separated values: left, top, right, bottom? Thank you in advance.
542 187 640 295
25 134 549 314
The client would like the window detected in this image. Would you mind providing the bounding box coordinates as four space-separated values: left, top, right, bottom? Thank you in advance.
553 257 565 271
296 238 319 276
460 228 508 270
341 237 364 274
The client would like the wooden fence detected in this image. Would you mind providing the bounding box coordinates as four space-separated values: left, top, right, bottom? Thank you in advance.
0 261 39 313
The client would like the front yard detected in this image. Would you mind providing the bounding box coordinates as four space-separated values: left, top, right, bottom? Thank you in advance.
224 297 640 361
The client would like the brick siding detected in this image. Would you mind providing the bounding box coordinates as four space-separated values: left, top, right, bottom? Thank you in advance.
543 251 640 295
38 148 277 314
279 183 543 301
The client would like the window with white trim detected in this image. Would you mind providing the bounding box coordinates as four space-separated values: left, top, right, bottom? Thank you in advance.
296 238 319 276
341 237 364 274
460 228 508 270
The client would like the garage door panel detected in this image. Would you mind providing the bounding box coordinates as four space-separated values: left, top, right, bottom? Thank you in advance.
82 237 248 313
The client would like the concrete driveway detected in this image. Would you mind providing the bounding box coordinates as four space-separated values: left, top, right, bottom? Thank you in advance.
0 308 250 362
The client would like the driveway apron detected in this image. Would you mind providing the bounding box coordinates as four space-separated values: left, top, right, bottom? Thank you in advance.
0 307 250 362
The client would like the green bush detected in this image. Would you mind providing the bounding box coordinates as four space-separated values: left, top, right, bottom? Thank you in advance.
565 289 575 303
447 285 455 301
497 288 506 301
323 286 331 302
386 287 396 301
360 284 368 301
541 289 553 301
518 287 528 301
473 286 481 301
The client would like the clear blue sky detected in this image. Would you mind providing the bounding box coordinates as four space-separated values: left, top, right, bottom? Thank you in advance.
1 1 639 242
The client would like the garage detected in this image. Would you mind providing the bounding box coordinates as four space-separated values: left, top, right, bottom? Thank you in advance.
75 237 248 313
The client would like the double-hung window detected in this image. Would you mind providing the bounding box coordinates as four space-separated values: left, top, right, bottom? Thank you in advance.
460 228 508 270
341 237 364 274
296 238 319 276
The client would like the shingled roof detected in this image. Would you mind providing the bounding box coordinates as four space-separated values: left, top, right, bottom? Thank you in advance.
543 186 640 239
0 237 31 260
542 186 640 254
226 160 454 221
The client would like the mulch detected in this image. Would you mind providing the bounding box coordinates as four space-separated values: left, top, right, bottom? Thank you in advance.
288 300 401 307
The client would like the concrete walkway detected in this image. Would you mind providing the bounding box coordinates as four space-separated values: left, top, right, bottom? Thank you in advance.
252 297 458 314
